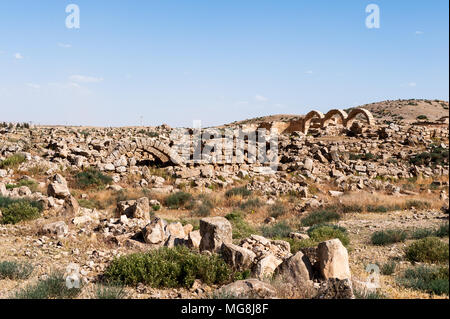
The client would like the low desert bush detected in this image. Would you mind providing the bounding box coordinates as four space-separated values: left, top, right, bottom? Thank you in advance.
0 201 41 224
165 191 193 209
398 265 449 295
380 261 397 275
225 187 251 198
0 261 34 280
268 201 287 218
371 229 407 246
405 237 449 263
95 283 127 299
307 224 350 246
75 168 113 189
6 179 39 192
261 221 293 239
301 209 341 227
104 246 232 288
225 211 258 239
14 272 82 299
0 154 27 169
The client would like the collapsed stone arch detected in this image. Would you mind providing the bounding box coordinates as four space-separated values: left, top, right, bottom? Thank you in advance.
302 110 325 134
321 109 348 128
344 108 375 128
107 137 184 167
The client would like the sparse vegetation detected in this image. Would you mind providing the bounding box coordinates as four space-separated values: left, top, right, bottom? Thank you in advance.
308 224 350 246
405 237 449 263
0 261 34 280
225 187 251 198
301 209 341 226
14 271 82 299
165 191 193 209
75 168 113 189
371 229 408 246
0 153 27 169
398 265 449 295
225 211 258 239
261 221 292 239
95 283 128 299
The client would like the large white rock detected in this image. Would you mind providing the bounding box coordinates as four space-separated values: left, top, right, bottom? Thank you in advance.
253 254 283 279
318 239 351 280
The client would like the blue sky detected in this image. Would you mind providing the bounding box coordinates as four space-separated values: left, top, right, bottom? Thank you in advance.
0 0 448 127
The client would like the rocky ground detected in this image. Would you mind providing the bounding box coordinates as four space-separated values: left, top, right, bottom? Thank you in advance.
0 99 448 299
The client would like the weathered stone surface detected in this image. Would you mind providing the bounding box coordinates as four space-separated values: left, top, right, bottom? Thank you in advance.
186 230 201 249
252 254 283 279
143 217 167 245
221 242 256 271
314 278 354 299
274 251 313 286
116 197 150 220
63 195 80 217
217 279 277 299
42 221 68 238
318 239 351 280
199 217 232 252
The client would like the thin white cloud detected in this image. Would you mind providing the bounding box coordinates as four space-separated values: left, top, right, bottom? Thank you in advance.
26 83 40 89
415 31 424 35
58 43 72 48
255 94 268 102
305 70 314 74
69 75 104 83
408 82 417 87
14 53 23 60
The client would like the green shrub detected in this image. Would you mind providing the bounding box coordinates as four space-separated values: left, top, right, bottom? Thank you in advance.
301 209 341 226
95 283 127 299
416 115 428 120
410 228 435 240
398 265 449 295
239 198 262 211
405 200 431 210
405 237 449 263
14 272 82 299
0 261 34 280
371 229 407 246
308 224 350 246
225 211 257 239
0 154 27 169
165 191 193 209
269 202 287 218
6 179 39 192
75 168 113 189
380 261 397 275
435 223 449 238
409 145 449 167
261 221 292 239
1 201 41 225
104 246 232 288
225 187 251 198
282 237 318 253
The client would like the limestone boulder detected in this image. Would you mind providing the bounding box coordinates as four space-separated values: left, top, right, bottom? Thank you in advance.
199 217 232 252
318 239 351 280
221 242 256 271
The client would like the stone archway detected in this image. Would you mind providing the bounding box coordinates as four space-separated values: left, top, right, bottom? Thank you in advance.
321 109 348 128
302 110 325 134
107 137 184 167
344 108 375 128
